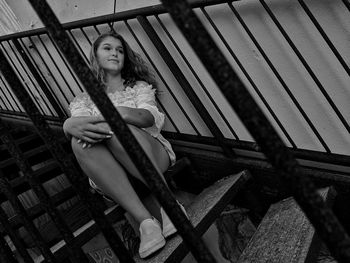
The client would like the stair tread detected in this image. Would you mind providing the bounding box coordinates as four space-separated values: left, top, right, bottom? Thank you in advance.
135 170 250 263
237 187 336 263
0 137 68 168
0 133 40 151
36 204 125 262
10 159 60 187
31 158 192 262
0 144 50 168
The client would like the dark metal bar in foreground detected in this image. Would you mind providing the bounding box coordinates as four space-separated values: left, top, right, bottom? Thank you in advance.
0 46 133 263
27 0 216 262
160 0 350 262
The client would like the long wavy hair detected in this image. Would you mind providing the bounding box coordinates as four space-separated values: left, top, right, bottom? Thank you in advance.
89 32 156 89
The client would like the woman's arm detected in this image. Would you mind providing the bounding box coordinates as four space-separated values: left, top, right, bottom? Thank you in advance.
117 106 154 128
63 118 73 140
63 116 113 143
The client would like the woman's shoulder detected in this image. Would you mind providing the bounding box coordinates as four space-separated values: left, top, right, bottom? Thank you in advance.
133 80 151 88
131 81 155 92
70 92 91 104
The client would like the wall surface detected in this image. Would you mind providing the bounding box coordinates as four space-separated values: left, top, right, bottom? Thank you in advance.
5 0 160 30
0 0 22 35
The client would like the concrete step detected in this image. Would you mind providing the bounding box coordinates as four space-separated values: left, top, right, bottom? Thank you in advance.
135 170 250 263
237 187 336 263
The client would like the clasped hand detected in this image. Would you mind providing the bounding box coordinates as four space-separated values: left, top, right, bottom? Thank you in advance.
63 116 114 148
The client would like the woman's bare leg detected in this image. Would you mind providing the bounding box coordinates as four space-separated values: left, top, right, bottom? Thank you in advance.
105 124 170 187
105 125 172 220
71 137 152 223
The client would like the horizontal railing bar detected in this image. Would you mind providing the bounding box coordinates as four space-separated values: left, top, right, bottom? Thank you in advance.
1 114 348 169
173 137 350 189
0 109 62 122
164 132 350 167
0 0 238 42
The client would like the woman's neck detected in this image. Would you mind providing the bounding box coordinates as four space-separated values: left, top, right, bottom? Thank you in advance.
105 74 125 93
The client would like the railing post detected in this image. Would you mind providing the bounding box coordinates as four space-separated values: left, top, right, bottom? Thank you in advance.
12 39 67 119
137 15 235 157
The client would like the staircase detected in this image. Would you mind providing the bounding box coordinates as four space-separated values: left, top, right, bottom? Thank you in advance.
0 125 254 262
1 124 338 263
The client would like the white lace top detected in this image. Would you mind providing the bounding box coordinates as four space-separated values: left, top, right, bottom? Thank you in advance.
68 82 176 165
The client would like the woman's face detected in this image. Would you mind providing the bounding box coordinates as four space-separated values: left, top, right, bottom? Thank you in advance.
96 36 125 75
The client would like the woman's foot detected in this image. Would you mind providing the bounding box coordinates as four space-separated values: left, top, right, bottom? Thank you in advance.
161 202 188 237
139 218 166 258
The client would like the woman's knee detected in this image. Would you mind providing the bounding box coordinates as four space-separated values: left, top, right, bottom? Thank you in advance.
71 138 96 159
106 124 152 153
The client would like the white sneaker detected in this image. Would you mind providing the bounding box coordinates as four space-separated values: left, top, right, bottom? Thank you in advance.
161 202 188 237
139 217 166 258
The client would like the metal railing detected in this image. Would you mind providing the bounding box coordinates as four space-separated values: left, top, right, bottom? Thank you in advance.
0 0 349 262
0 0 348 168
